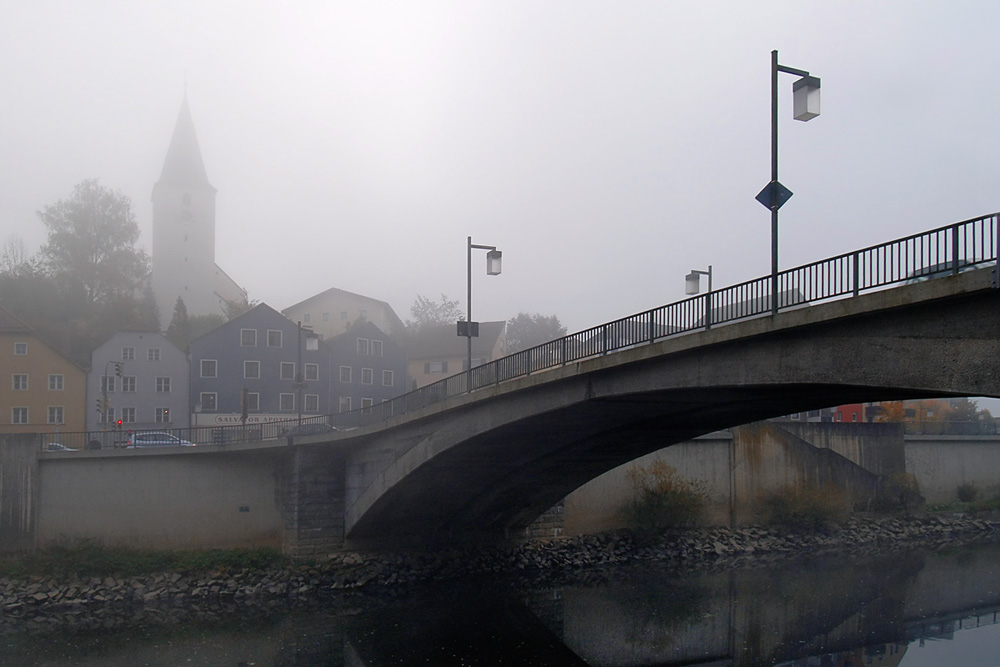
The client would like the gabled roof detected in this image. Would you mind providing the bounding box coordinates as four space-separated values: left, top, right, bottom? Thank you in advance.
155 96 214 191
0 305 31 333
282 286 405 329
405 321 505 360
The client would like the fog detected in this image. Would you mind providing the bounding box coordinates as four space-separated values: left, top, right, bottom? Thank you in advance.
2 2 998 332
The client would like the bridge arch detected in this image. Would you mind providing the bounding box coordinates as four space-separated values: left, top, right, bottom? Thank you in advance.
342 270 1000 547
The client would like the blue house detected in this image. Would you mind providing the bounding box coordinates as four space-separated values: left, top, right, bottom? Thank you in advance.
327 321 408 417
188 304 330 429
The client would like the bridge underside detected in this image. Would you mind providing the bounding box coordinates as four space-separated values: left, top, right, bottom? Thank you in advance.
344 275 1000 548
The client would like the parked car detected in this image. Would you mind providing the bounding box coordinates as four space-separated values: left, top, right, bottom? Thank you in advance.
46 443 77 452
282 423 339 438
125 432 195 448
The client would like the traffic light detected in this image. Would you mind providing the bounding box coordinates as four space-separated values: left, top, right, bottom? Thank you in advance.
114 362 123 377
95 398 103 414
117 419 123 430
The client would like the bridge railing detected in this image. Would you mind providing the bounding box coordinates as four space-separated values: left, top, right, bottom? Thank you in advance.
330 211 999 430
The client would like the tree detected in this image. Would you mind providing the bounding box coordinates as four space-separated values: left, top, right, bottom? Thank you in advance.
222 295 258 321
38 179 149 307
407 294 463 332
165 297 191 350
876 401 907 422
505 312 567 353
189 313 226 341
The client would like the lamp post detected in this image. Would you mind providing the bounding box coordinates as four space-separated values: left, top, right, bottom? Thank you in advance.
685 265 713 328
461 236 502 376
756 49 820 314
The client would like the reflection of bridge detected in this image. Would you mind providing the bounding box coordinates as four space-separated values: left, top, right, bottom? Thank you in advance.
29 213 1000 553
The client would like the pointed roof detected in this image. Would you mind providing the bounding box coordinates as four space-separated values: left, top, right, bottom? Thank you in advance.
156 96 214 190
0 305 31 333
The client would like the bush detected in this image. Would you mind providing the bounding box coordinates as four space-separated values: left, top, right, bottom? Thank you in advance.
958 483 979 503
620 460 707 535
757 485 848 531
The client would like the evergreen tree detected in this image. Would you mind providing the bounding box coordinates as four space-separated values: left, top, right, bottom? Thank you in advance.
166 297 191 349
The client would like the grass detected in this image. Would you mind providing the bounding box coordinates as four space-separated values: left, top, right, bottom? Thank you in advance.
0 543 288 580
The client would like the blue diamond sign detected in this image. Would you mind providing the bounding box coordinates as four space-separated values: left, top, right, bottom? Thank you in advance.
756 180 793 211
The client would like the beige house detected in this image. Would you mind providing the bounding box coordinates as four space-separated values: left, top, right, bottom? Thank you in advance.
0 307 87 435
282 287 406 342
405 321 506 390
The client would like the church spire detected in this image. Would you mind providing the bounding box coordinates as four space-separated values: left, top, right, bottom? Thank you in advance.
156 95 214 190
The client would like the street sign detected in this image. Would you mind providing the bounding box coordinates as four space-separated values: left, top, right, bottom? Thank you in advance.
756 180 793 211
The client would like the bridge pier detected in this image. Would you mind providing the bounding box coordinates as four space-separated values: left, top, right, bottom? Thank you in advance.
279 446 346 556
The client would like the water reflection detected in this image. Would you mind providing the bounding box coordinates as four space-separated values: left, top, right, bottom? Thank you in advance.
5 539 1000 666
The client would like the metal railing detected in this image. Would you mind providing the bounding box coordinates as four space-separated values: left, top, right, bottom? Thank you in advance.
34 212 1000 450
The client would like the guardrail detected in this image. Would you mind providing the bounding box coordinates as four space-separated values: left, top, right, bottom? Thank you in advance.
34 212 1000 450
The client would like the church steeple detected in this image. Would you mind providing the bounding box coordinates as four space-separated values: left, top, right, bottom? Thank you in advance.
156 96 214 191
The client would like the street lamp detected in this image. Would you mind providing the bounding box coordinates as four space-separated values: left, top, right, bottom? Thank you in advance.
685 266 713 328
460 236 503 375
296 321 319 425
756 49 820 314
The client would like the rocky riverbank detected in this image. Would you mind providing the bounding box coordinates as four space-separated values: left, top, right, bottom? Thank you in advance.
1 514 995 633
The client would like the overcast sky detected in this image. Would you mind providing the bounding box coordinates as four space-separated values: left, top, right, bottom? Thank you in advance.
2 1 998 334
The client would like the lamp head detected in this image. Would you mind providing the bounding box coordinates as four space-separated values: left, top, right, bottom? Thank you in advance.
792 75 821 121
486 249 502 275
685 271 701 295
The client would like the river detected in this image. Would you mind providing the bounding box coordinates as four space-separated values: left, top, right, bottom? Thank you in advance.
4 537 1000 666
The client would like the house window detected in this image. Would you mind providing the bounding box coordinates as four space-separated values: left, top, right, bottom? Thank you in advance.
155 407 170 423
122 347 135 360
49 375 64 391
322 312 330 322
201 359 217 378
280 362 295 380
244 361 260 379
14 342 27 355
12 374 28 390
304 363 319 381
101 376 116 393
339 396 351 412
148 348 161 361
122 376 136 392
121 407 135 423
357 338 369 355
47 406 64 424
361 368 373 385
340 366 352 383
104 407 115 424
361 398 373 413
267 330 282 347
372 340 383 357
852 413 858 422
279 393 295 411
303 313 311 323
200 392 217 411
246 392 260 412
425 361 448 374
12 407 28 424
156 377 171 393
304 394 319 412
241 329 257 347
382 370 394 387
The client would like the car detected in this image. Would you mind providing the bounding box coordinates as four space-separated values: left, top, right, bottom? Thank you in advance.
282 423 339 438
45 443 78 452
125 432 195 448
906 259 993 283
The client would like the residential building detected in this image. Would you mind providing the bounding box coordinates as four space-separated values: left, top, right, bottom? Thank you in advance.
328 321 408 415
188 304 330 428
151 95 245 324
834 404 865 423
0 307 86 434
282 287 406 342
86 330 190 432
405 321 506 390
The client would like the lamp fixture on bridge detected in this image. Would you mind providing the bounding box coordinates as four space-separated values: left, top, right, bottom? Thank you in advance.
462 236 504 374
685 266 713 296
756 50 821 315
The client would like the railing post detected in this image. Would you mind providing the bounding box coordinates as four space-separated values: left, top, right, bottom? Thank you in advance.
704 292 713 330
852 251 860 297
952 225 960 275
561 338 567 366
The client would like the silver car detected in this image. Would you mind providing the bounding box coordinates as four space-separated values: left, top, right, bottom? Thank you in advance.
126 432 195 448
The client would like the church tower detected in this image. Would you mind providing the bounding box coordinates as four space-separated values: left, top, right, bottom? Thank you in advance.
152 97 243 325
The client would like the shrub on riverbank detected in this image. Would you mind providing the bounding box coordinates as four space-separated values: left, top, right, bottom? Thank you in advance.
757 485 848 531
0 542 286 579
620 460 708 535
